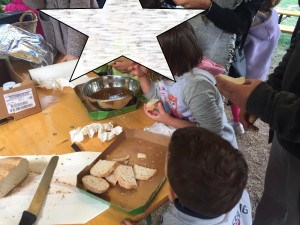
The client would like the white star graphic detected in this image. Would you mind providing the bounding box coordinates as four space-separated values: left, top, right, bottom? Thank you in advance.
41 0 203 81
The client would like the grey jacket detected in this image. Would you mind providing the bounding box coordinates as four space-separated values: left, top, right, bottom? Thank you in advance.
188 0 242 71
38 0 99 56
145 68 237 149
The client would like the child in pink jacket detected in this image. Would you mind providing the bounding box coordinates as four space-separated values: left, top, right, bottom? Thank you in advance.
2 0 44 37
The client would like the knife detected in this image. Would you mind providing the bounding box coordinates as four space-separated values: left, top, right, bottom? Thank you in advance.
19 156 59 225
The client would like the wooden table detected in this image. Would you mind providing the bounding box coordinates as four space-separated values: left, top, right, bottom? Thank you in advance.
0 73 169 224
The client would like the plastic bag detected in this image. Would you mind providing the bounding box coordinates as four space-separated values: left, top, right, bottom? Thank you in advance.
0 24 56 67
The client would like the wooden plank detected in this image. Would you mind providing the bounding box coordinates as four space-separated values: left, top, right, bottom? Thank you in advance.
276 9 300 17
279 24 294 34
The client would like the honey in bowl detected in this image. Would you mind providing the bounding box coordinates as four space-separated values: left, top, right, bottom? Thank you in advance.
90 87 133 100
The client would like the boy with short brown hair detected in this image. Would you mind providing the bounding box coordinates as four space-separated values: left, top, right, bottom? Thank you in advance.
122 126 252 225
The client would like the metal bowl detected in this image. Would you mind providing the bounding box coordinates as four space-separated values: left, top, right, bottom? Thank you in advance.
81 75 140 110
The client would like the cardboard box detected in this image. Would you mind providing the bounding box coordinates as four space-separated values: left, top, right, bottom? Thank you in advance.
77 129 170 215
0 57 41 123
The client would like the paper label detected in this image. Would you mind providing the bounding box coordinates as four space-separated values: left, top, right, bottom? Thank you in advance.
4 88 36 114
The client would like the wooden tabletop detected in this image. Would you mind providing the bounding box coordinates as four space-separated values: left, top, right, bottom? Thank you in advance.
0 68 169 224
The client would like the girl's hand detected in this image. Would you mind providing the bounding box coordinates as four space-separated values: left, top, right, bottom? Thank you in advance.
110 57 134 73
2 5 6 11
144 102 171 123
57 54 78 63
128 63 148 78
120 220 136 225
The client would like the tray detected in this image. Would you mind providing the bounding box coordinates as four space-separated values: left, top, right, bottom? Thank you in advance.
74 84 140 120
77 129 170 215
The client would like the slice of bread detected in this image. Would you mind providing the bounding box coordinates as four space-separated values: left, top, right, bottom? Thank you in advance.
90 160 119 177
112 154 130 163
218 74 246 84
105 173 117 186
145 99 160 111
82 175 110 194
0 157 29 198
133 164 157 181
114 164 137 190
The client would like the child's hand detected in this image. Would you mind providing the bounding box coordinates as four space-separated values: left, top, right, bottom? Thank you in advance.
120 220 137 225
1 5 6 11
144 102 171 123
110 57 134 73
128 63 148 78
57 54 78 63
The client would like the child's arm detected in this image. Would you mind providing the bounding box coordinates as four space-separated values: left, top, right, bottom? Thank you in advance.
144 102 196 128
128 64 152 94
120 220 137 225
3 3 31 11
183 79 223 135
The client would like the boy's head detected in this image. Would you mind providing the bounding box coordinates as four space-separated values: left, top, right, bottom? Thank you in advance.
157 22 203 75
167 127 248 217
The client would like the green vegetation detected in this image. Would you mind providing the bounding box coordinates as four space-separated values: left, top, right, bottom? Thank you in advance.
276 0 299 49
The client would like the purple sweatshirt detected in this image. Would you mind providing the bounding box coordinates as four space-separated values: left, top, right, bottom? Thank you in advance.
244 8 281 81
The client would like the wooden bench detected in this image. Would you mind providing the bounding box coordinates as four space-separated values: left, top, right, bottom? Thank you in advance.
279 24 294 34
275 8 300 34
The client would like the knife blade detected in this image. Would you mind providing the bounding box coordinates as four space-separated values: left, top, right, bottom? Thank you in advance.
19 156 59 225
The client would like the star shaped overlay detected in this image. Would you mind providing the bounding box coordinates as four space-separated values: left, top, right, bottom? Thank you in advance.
42 0 203 81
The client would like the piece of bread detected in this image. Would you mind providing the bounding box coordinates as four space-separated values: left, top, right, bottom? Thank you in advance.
105 173 117 186
82 175 110 194
90 160 119 177
145 99 160 111
0 157 29 198
112 154 130 163
218 74 246 84
114 164 137 190
133 164 157 181
137 153 146 159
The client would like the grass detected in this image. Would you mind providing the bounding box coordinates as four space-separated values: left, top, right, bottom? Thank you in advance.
276 0 299 49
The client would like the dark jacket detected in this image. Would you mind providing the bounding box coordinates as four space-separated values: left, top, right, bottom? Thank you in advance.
205 0 266 35
38 0 99 57
246 30 300 158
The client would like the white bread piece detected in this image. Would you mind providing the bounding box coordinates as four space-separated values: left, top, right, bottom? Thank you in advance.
0 157 29 198
137 153 146 159
145 99 160 111
218 74 246 84
82 175 110 194
90 160 119 177
133 164 157 181
105 173 117 186
114 164 137 190
111 154 130 163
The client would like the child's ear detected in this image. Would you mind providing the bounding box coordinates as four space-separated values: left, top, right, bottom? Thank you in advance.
168 186 177 201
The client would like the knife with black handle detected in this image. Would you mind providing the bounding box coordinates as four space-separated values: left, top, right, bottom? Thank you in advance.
19 156 59 225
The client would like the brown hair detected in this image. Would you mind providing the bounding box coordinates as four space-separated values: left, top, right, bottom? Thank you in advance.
157 22 203 75
260 0 281 11
167 127 248 217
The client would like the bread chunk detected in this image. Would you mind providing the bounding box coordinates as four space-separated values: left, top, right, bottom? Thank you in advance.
90 160 119 177
105 173 117 186
111 154 130 163
82 175 110 194
133 164 157 181
0 157 29 198
114 164 137 190
218 74 246 84
145 99 160 111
